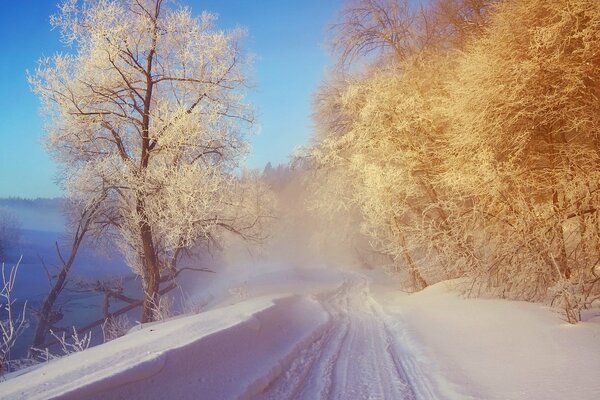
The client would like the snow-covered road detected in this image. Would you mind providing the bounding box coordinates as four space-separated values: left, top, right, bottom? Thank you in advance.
2 266 599 399
0 271 428 400
256 275 416 399
89 275 422 400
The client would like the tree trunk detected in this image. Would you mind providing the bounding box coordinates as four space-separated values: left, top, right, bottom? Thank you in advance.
137 197 161 323
552 189 571 279
32 266 68 349
548 132 570 280
137 7 159 323
32 238 85 349
398 231 427 291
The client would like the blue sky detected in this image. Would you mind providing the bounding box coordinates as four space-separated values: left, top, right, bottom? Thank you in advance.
0 0 342 198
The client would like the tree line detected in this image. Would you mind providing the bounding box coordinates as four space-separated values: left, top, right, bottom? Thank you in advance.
307 0 600 322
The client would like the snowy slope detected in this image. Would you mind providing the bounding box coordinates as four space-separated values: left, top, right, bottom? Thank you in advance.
0 295 329 400
374 280 600 400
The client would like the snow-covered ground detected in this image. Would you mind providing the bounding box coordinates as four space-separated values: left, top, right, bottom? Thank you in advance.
374 280 600 400
1 264 599 399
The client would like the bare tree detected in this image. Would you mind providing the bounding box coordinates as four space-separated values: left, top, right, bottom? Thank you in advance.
330 0 422 67
30 0 265 322
430 0 500 48
330 0 500 70
31 196 104 349
0 259 28 374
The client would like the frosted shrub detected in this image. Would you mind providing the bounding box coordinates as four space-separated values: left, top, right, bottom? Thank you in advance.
102 315 132 342
50 327 92 356
229 283 248 300
182 295 208 315
0 259 28 374
549 279 583 324
151 295 175 322
29 327 92 366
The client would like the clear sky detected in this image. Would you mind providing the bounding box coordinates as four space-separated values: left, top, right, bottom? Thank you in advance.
0 0 342 198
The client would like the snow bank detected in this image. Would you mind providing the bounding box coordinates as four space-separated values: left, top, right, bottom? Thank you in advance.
374 281 600 400
0 294 329 400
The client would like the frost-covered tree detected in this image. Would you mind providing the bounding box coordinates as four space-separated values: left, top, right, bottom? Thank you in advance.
311 54 456 289
443 0 600 313
314 0 600 319
30 0 261 322
31 195 106 348
311 0 490 289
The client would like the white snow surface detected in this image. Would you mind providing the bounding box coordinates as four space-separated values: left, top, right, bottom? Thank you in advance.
1 265 599 400
373 280 600 400
1 294 329 400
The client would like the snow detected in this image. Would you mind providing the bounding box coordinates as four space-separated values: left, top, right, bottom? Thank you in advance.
0 294 328 400
1 265 599 399
374 280 600 400
256 274 415 399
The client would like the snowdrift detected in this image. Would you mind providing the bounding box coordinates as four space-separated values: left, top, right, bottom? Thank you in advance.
375 280 600 400
0 295 328 400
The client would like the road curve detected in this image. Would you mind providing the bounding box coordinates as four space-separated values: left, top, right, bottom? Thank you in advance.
255 275 417 400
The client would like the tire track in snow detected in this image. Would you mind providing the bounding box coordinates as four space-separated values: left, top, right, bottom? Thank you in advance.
256 276 416 400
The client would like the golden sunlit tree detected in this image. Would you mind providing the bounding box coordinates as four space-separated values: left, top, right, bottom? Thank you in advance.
444 0 600 320
312 0 600 320
310 0 496 289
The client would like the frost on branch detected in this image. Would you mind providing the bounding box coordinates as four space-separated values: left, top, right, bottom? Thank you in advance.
50 327 92 356
310 0 600 319
29 0 267 322
0 259 28 374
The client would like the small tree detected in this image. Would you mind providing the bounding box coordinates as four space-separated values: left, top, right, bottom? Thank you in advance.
30 0 261 322
0 259 28 374
31 195 104 349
